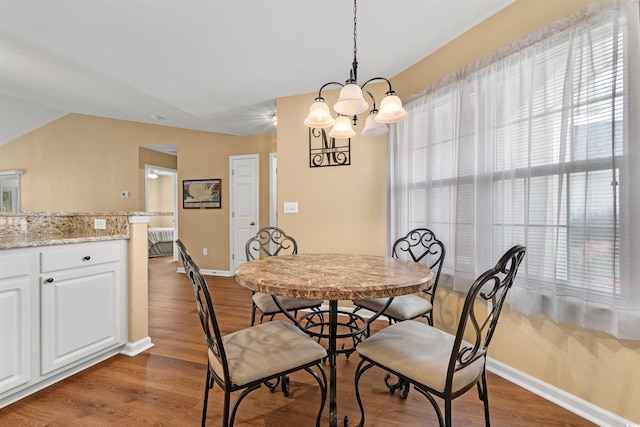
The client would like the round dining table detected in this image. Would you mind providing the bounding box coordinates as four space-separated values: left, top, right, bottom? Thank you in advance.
234 253 434 427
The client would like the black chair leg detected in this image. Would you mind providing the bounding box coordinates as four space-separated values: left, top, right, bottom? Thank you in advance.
202 368 211 427
444 398 452 427
250 303 257 326
479 370 491 426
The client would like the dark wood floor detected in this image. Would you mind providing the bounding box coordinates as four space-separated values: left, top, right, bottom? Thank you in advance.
0 256 596 426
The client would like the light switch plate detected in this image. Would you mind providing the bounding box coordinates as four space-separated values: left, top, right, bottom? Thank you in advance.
94 218 106 230
283 202 298 213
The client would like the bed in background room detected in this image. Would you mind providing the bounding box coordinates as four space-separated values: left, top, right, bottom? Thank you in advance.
148 227 174 257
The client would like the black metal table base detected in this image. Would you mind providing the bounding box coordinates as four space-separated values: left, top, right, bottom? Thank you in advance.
298 301 368 427
272 295 394 426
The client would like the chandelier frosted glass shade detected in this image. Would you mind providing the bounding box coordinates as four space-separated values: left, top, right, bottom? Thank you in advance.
361 112 389 137
374 93 408 123
328 115 356 138
304 100 336 128
333 83 370 116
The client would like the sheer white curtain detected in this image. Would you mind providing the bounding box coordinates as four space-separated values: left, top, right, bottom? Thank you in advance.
388 0 640 340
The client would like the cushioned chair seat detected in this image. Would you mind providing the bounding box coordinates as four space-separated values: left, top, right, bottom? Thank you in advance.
356 320 484 393
252 292 323 315
353 294 432 321
210 320 327 387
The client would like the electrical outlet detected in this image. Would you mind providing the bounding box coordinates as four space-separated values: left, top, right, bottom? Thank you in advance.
94 219 106 230
121 191 129 198
203 248 208 256
283 202 298 213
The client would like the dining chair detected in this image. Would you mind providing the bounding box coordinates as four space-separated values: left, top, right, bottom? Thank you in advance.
352 228 445 326
245 226 323 326
353 245 526 427
176 239 328 427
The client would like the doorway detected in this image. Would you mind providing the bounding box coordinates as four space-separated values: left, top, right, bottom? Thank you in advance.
145 164 178 262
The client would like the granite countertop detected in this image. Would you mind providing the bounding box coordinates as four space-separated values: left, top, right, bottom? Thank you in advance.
1 233 130 250
0 211 170 217
0 211 170 250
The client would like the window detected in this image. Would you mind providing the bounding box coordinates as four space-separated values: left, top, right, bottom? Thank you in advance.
388 0 639 339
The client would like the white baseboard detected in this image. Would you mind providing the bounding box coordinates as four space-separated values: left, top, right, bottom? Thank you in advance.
176 267 233 277
121 337 154 356
486 358 637 427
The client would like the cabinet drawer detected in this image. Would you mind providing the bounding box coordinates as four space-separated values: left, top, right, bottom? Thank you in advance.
40 242 121 273
0 252 30 280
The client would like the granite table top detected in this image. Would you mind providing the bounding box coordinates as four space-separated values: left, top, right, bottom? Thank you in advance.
234 253 434 301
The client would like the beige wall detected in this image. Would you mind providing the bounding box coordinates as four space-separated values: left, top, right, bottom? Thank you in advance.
0 113 276 272
276 82 389 255
0 114 142 212
0 0 638 421
139 146 178 218
276 0 639 422
177 132 276 270
147 174 174 228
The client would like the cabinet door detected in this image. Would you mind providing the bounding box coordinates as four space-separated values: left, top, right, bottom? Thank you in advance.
0 276 31 395
40 263 122 375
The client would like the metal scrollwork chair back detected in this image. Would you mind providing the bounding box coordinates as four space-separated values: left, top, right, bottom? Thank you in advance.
353 245 526 427
245 227 323 326
176 239 328 427
245 226 298 259
353 228 445 326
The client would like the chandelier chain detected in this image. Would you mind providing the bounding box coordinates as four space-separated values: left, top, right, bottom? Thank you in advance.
352 0 358 81
353 0 357 61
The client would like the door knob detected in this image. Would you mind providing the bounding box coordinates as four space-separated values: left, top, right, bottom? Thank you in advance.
250 221 255 226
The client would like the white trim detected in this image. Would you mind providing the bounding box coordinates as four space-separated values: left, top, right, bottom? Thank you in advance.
121 337 154 356
0 170 23 176
128 216 150 224
177 267 234 277
269 152 278 227
486 358 637 427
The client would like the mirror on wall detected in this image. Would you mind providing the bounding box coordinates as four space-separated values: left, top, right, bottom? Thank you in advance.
0 170 23 212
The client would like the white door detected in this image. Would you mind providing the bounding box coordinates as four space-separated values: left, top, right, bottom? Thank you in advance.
230 155 259 272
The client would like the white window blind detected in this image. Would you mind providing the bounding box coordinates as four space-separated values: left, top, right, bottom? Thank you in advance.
388 0 640 339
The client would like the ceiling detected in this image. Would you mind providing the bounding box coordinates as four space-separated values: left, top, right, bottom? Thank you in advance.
0 0 514 148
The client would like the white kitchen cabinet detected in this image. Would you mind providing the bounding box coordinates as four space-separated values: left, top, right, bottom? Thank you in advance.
39 241 125 375
40 263 123 375
0 240 127 407
0 250 32 395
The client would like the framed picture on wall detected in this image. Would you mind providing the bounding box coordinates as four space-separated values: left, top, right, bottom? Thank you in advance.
183 179 221 209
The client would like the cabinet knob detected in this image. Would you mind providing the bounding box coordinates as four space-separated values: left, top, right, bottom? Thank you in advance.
46 278 54 283
83 256 91 261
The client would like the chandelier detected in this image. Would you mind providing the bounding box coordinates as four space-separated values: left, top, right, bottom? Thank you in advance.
304 0 408 138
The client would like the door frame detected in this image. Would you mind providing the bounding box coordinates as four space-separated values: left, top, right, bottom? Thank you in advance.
269 152 278 227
